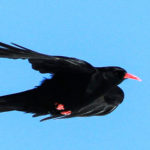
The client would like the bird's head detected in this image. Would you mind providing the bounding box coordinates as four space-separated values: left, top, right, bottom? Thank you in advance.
98 66 141 85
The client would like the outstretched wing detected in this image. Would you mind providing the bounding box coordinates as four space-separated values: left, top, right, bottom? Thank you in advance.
0 42 94 74
59 86 124 119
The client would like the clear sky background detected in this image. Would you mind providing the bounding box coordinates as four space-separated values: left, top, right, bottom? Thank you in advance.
0 1 149 150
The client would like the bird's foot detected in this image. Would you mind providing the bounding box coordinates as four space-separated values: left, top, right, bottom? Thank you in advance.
56 103 65 110
55 102 72 115
61 110 72 115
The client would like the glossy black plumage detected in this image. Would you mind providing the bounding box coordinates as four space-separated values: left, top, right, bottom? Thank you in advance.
0 42 128 121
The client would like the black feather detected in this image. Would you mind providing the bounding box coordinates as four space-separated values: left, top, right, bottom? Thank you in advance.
0 42 129 121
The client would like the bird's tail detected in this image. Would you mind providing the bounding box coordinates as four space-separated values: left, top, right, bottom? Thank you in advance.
0 99 14 112
0 88 49 115
0 93 21 113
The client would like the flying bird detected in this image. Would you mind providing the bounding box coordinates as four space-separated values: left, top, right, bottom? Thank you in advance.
0 42 141 121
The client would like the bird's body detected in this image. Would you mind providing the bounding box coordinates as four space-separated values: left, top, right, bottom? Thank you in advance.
0 42 140 121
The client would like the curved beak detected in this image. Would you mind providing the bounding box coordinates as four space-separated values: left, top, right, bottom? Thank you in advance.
124 73 142 81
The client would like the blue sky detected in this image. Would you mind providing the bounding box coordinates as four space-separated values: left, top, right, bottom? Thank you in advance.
0 0 149 150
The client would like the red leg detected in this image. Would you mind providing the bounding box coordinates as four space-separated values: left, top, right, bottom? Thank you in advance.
61 111 72 115
56 104 65 110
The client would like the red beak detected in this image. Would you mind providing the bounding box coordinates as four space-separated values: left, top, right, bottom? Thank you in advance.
124 73 142 81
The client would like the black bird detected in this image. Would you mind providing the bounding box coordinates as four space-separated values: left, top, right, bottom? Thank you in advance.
0 42 141 121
